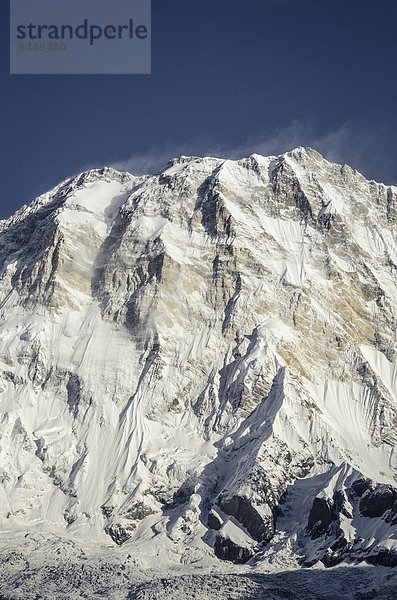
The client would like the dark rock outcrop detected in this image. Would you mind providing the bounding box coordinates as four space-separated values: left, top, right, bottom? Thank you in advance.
207 509 222 531
366 549 397 567
213 533 254 564
106 523 131 546
321 528 352 567
217 494 274 543
359 485 397 518
350 478 372 498
307 497 333 538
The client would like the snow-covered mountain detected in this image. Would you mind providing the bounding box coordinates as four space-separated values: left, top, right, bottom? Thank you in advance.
1 147 397 575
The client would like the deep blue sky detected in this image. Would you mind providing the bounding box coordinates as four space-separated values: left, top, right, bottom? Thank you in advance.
1 0 397 218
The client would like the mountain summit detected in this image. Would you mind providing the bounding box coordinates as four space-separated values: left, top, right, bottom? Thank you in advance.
1 147 397 573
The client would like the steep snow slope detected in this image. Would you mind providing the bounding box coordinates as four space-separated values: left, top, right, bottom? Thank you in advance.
0 149 397 575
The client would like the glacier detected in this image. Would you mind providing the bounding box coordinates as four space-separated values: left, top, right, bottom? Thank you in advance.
0 147 397 597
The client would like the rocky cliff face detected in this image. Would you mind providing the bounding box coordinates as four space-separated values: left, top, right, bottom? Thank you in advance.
0 148 397 569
